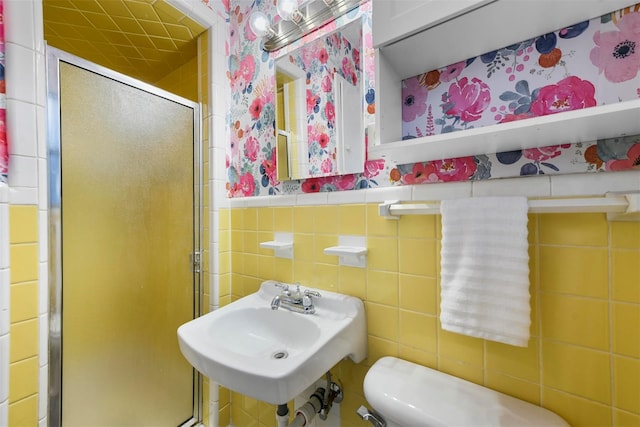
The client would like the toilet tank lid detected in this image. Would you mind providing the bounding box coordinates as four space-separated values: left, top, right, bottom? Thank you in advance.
364 357 569 427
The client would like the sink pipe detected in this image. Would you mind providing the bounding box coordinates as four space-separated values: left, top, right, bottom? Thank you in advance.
276 388 323 427
276 372 344 427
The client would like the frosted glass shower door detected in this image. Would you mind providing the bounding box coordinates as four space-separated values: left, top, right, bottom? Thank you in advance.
58 61 198 426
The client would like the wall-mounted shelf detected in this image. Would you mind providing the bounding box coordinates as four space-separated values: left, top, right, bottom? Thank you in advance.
371 0 639 165
324 235 367 268
260 232 294 259
369 99 640 165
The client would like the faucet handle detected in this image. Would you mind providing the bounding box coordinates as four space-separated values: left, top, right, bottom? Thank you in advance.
304 289 322 298
274 282 290 295
292 284 302 299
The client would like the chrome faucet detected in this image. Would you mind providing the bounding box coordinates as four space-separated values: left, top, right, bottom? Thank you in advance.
271 283 321 314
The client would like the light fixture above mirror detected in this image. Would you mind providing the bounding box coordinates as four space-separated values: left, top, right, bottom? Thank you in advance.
249 0 362 52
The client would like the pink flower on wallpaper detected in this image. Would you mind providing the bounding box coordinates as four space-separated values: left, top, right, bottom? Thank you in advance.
301 178 323 193
325 101 335 123
432 157 477 182
318 48 329 64
321 74 332 92
606 143 640 171
332 173 357 190
439 61 467 83
301 174 357 193
402 77 429 122
249 96 263 120
230 172 256 197
244 135 259 162
353 48 361 70
523 144 571 162
238 172 256 196
530 76 596 116
321 158 334 173
229 131 240 158
317 132 330 148
301 47 315 69
307 89 320 115
238 55 256 82
328 33 342 50
445 77 491 123
401 162 437 184
342 57 357 84
363 158 385 179
230 71 246 93
262 148 280 187
590 12 640 83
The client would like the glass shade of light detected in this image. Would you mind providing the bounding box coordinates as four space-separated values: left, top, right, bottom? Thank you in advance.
249 11 274 37
277 0 303 22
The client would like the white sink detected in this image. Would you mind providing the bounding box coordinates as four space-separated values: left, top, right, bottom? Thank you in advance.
177 280 367 404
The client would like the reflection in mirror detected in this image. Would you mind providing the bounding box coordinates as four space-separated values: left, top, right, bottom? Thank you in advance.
275 19 364 181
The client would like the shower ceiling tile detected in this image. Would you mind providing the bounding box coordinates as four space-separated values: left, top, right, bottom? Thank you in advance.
138 19 170 38
153 0 185 21
93 42 125 58
101 30 132 46
111 16 146 34
115 44 143 59
43 0 206 84
150 36 177 51
122 1 159 21
82 11 121 32
46 23 84 40
68 0 104 14
138 46 169 61
164 23 193 42
98 0 134 18
125 33 156 50
79 28 110 43
45 6 92 26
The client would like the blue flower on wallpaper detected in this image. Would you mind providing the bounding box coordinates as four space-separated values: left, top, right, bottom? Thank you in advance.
496 146 570 175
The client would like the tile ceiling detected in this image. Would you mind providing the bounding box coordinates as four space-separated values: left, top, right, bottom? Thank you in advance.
43 0 207 84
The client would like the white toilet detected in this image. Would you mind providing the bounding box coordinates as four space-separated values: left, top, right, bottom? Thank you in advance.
360 357 570 427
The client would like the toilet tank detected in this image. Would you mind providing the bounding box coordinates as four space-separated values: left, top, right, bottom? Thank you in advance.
364 357 569 427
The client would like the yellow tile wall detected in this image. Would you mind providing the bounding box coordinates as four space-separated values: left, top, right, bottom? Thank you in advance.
154 55 199 102
226 205 640 427
8 205 40 425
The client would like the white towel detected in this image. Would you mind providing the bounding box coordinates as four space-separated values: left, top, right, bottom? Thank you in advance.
440 196 531 347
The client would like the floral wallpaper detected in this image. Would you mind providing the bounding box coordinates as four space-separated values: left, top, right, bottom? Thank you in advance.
283 23 362 177
0 0 6 185
226 0 639 198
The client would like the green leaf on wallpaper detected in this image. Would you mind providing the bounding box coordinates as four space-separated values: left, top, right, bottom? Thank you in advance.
227 166 239 184
515 80 530 95
499 91 520 101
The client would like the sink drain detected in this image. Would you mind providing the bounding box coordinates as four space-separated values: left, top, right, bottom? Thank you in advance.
272 350 288 359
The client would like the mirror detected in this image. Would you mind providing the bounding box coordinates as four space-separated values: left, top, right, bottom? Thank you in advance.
275 19 364 181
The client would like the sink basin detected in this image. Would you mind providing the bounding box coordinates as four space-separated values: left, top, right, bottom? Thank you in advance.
177 280 367 404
